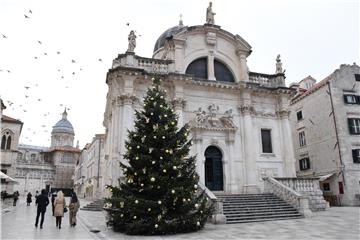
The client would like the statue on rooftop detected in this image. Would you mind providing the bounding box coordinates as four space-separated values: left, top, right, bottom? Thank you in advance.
276 54 283 74
127 30 136 53
206 2 215 25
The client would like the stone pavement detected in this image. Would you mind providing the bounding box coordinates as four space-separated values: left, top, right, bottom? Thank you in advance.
1 197 98 239
2 197 360 240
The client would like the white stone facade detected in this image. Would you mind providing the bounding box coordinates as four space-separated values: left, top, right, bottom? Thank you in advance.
290 63 360 206
74 134 105 199
101 21 297 197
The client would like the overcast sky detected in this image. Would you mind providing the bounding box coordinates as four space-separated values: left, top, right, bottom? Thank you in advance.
0 0 358 148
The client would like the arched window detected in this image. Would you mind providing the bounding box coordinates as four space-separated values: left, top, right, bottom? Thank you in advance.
185 57 208 79
214 59 234 82
6 136 11 149
1 135 6 149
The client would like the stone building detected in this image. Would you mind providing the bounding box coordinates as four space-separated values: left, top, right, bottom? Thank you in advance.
11 109 80 194
1 99 23 192
74 134 105 199
290 63 360 206
101 8 297 198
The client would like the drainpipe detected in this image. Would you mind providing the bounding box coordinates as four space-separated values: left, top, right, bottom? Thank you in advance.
327 82 345 186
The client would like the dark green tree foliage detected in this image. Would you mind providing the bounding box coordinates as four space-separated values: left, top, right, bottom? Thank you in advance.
105 77 212 235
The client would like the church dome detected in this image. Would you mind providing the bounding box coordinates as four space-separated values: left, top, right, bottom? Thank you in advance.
52 109 74 135
153 24 185 53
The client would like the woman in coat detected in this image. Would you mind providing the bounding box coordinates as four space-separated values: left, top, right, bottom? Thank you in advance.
53 191 66 229
68 193 80 227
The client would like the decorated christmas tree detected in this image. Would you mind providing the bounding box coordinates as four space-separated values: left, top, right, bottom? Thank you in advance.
105 77 212 235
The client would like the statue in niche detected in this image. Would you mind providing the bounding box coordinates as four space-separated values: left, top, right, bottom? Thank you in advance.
206 2 215 24
127 30 136 53
276 54 283 74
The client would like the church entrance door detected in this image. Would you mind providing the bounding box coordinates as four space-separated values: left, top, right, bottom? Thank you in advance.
204 146 223 191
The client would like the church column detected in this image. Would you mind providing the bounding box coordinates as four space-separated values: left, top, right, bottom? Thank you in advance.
193 130 204 183
207 50 216 81
236 50 249 82
278 95 296 177
226 131 236 193
239 100 259 193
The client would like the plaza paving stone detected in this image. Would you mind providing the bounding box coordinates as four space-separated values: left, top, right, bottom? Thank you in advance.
1 197 359 239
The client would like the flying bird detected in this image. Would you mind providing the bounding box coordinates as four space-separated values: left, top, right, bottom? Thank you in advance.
34 56 38 59
126 23 130 26
98 58 102 62
71 59 76 63
43 52 47 55
25 95 29 98
2 34 7 39
29 9 32 14
72 72 75 75
7 70 10 73
24 14 30 18
38 40 42 44
56 51 60 54
37 99 41 101
24 86 30 89
79 68 82 71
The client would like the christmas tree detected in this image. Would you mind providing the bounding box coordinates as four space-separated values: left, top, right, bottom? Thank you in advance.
105 77 212 235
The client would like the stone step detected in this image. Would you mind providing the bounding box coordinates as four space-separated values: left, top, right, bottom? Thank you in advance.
226 212 302 220
223 205 294 211
224 209 299 216
226 215 303 224
223 200 286 204
223 203 291 208
224 208 298 214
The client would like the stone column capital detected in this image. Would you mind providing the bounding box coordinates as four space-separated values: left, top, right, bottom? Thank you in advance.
238 104 254 115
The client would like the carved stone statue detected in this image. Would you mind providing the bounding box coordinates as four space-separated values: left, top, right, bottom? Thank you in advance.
206 2 215 24
127 30 136 53
276 54 283 74
194 107 208 123
208 104 219 118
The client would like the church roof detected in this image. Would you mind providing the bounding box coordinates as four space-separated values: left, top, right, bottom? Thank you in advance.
153 25 185 52
52 109 74 135
1 115 23 124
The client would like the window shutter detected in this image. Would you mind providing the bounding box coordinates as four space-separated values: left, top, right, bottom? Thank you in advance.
356 96 360 104
353 149 360 163
344 95 348 103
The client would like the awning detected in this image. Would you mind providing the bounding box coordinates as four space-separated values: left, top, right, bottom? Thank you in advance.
0 171 18 183
319 173 335 182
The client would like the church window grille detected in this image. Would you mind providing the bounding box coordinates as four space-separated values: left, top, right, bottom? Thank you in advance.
1 135 6 149
261 129 273 153
1 131 12 150
214 59 234 82
185 57 207 79
344 95 360 104
355 74 360 81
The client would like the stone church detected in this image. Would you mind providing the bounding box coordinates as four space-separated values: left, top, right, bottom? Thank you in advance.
102 4 297 195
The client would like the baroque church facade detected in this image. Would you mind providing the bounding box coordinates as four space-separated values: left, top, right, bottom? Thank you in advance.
101 7 296 195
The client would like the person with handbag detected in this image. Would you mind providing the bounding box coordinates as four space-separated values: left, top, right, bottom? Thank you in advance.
68 193 80 227
34 189 49 229
53 191 66 229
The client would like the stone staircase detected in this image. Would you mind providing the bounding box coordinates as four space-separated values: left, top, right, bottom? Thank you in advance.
80 199 104 211
216 193 303 224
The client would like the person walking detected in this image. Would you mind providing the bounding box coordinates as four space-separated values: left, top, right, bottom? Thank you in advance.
12 191 19 206
53 191 66 229
68 193 80 227
34 189 49 229
26 192 32 206
51 193 57 216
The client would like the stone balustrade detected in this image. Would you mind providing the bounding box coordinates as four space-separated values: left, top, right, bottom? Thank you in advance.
275 177 329 211
248 72 285 87
263 176 312 217
198 181 226 224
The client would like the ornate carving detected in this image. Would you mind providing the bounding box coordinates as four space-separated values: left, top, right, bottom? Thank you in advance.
276 109 290 118
117 94 138 105
259 167 279 181
171 98 186 110
238 104 254 115
206 32 217 46
191 105 236 131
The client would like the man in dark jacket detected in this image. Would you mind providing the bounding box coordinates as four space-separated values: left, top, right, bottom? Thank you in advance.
35 189 49 229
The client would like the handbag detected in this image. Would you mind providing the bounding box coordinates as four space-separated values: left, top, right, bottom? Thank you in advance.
64 207 68 213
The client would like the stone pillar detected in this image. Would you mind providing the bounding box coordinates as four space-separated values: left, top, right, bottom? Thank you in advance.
226 132 235 193
193 130 204 183
239 102 259 193
172 98 185 127
173 39 185 73
238 54 249 81
277 96 296 177
207 50 216 81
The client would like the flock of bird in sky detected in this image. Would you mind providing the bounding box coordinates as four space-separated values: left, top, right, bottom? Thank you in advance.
0 8 135 145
